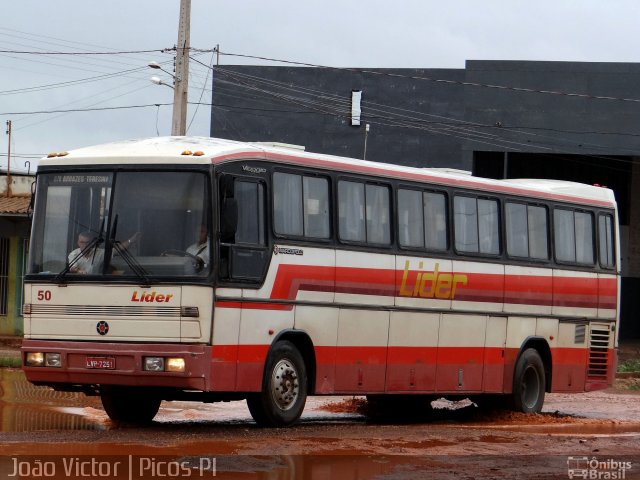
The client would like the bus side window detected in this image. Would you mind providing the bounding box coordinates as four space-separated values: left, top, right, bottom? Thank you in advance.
218 176 268 282
598 213 615 269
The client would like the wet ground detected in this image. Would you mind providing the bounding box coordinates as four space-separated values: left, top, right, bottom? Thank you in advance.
0 368 639 479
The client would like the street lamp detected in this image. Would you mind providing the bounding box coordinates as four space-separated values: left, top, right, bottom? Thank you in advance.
150 76 174 89
148 58 187 135
148 61 179 82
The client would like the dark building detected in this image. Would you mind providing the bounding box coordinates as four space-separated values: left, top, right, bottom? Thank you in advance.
211 60 640 338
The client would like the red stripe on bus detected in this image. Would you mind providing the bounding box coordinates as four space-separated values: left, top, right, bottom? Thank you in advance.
266 264 616 310
208 344 609 393
215 300 294 311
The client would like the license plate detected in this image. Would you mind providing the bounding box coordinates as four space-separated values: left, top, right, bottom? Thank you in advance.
86 357 115 369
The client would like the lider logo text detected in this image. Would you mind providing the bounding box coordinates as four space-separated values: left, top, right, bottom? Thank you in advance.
399 261 468 299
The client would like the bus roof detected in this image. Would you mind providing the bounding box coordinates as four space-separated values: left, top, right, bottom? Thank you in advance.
41 136 616 208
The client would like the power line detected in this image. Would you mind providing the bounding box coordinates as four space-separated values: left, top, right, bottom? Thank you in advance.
209 64 640 154
0 48 171 55
0 103 171 115
215 49 640 104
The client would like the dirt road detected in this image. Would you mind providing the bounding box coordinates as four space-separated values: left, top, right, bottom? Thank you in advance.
0 368 639 479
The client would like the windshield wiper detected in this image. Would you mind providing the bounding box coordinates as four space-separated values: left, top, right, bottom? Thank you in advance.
112 241 150 287
54 219 105 283
107 214 150 287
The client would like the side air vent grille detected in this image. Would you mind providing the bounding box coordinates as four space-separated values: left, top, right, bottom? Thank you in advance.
587 324 611 379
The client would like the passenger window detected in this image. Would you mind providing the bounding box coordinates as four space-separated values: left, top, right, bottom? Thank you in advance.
273 172 330 239
506 203 528 257
575 211 594 265
366 184 391 245
454 195 499 254
398 188 447 251
338 181 365 242
338 180 390 245
273 173 303 236
598 214 615 269
423 191 447 251
554 208 594 265
398 189 424 248
528 205 549 260
506 202 549 260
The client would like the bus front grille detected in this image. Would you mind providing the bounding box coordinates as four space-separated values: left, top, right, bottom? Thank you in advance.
28 304 182 317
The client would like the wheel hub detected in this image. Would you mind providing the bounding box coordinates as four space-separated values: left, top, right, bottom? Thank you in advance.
271 359 299 411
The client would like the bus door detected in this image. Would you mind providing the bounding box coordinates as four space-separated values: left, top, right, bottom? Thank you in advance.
214 172 273 391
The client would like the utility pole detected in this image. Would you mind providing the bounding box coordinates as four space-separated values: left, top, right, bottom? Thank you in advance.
5 120 12 197
172 0 191 136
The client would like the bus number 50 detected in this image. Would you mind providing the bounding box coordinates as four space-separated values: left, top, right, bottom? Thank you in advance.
37 290 52 301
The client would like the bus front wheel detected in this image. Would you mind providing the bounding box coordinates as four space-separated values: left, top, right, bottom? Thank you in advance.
247 341 308 427
100 386 161 424
511 348 546 413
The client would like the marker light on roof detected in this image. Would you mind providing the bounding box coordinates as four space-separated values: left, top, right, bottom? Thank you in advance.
46 152 69 158
181 150 192 156
193 151 204 156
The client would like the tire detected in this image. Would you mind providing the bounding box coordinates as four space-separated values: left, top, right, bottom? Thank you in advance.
100 386 161 424
511 348 546 413
246 341 307 427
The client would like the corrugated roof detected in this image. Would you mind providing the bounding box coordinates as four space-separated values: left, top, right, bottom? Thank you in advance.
0 196 31 215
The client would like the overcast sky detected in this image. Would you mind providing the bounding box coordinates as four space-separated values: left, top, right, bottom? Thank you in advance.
2 0 640 172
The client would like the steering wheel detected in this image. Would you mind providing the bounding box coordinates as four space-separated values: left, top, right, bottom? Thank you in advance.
160 249 205 272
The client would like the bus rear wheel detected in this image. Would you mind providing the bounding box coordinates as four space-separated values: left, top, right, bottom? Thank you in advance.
100 386 161 424
511 348 546 413
247 341 307 427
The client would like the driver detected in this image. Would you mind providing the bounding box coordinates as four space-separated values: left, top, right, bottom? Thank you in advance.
68 231 104 274
186 224 209 268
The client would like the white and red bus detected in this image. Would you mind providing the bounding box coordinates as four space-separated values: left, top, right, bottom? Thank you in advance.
22 137 619 426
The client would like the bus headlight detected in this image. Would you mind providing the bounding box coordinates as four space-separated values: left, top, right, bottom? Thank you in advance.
166 358 185 373
45 353 62 368
143 357 165 372
143 356 185 372
25 352 45 367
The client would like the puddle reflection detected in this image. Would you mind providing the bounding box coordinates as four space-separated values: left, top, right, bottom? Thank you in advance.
0 369 106 432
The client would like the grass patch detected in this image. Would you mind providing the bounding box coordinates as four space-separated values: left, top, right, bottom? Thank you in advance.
618 359 640 373
0 356 21 368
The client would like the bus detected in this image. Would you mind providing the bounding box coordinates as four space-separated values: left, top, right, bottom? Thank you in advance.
22 136 619 427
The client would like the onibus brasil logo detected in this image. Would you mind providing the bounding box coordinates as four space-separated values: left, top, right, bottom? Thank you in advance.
567 456 632 479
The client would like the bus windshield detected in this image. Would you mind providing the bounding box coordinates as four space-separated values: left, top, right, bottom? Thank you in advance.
28 170 211 279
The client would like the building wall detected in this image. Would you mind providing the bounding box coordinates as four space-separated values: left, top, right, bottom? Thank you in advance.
211 61 640 338
212 66 467 168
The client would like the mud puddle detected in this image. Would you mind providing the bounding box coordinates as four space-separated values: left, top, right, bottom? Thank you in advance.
0 369 107 432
